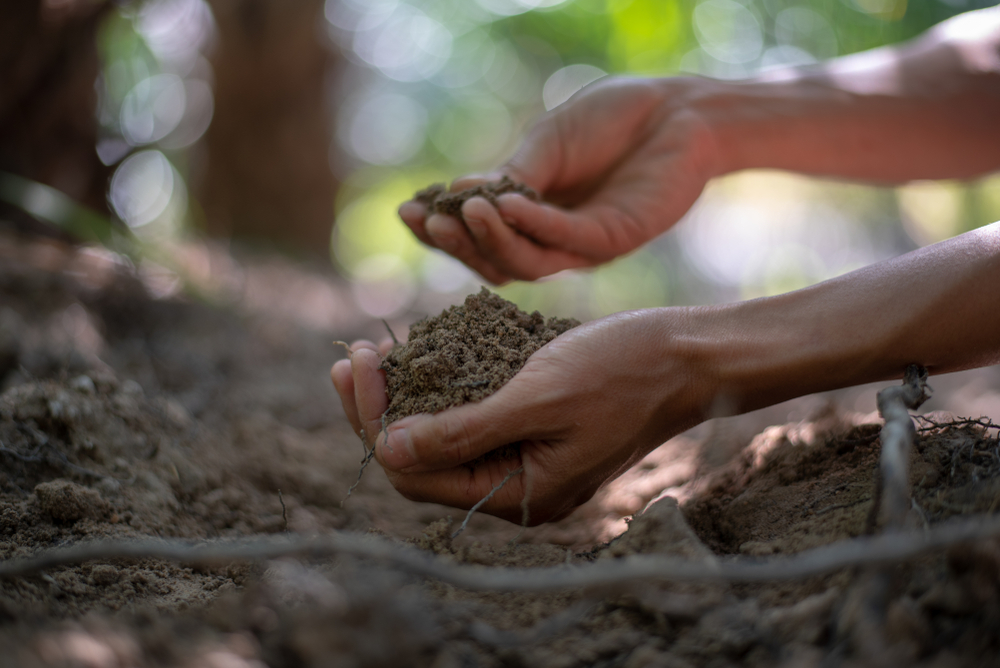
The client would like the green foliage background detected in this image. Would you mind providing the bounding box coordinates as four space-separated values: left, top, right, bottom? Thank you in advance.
90 0 1000 319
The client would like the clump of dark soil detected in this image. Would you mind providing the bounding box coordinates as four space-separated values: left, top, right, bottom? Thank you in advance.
380 287 578 425
414 175 538 219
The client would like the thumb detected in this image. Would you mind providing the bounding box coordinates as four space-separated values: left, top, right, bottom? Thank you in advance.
501 118 562 193
351 348 389 448
376 392 527 472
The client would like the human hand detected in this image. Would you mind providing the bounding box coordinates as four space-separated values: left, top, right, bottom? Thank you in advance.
399 77 725 284
331 338 395 451
331 310 715 524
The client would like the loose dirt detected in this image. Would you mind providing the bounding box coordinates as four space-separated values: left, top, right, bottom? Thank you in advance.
381 287 578 424
1 231 999 667
414 176 538 220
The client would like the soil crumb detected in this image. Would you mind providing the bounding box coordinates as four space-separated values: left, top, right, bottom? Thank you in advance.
380 287 578 424
414 175 538 220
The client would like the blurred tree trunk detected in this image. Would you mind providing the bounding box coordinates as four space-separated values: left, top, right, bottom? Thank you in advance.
0 0 112 217
201 0 338 254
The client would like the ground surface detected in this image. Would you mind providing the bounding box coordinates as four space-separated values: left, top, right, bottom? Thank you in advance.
0 230 999 667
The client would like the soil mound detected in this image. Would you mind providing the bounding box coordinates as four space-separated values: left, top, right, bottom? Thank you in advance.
380 287 578 424
2 232 1000 667
414 176 538 219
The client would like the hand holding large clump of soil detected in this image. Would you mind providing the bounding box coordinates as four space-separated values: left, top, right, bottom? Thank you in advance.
380 288 578 428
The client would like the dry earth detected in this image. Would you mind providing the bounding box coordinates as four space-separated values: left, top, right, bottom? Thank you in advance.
0 231 999 667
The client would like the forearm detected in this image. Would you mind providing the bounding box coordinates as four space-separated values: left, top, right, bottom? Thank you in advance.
676 222 1000 417
682 6 1000 183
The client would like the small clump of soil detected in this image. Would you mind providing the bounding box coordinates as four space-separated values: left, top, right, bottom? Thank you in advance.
380 287 578 425
414 175 538 220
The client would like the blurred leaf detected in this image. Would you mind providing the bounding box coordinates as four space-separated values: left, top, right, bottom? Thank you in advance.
0 172 137 256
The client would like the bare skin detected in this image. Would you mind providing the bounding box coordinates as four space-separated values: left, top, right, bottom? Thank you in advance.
333 7 1000 524
400 6 1000 284
333 224 1000 523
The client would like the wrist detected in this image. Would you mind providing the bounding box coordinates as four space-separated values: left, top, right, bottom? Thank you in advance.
665 290 882 419
664 75 840 176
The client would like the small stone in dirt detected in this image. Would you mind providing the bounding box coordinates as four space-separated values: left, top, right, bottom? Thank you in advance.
381 287 578 425
70 375 96 394
89 564 121 586
413 175 539 220
34 479 110 523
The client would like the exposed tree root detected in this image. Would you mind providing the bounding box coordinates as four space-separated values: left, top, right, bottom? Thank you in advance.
331 340 354 357
381 319 400 346
341 448 375 507
853 365 932 657
2 512 999 588
453 466 523 538
875 364 931 528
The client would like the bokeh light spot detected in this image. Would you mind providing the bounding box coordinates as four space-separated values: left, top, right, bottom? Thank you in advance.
898 180 965 245
120 74 187 146
542 64 607 110
774 6 837 60
343 92 428 165
109 150 177 228
352 5 453 82
693 0 763 65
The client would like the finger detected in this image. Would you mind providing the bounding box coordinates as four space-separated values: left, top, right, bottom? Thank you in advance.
501 119 562 192
425 214 513 285
387 451 580 525
398 201 435 248
497 194 641 262
351 348 389 447
331 360 362 437
450 173 497 192
461 197 595 280
389 461 529 523
424 213 469 256
378 337 397 356
349 339 379 353
375 388 531 471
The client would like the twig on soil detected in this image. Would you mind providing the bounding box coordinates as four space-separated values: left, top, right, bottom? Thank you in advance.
852 365 932 656
380 319 400 347
278 490 288 532
0 441 43 463
332 341 353 358
343 415 391 506
0 437 111 483
3 513 1000 589
915 415 1000 434
511 461 536 547
875 364 931 528
452 467 523 539
341 448 375 507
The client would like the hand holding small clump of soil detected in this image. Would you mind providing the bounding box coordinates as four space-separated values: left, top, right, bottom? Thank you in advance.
412 175 538 221
399 175 549 285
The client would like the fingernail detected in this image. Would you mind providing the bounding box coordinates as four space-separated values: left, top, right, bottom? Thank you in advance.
381 428 417 469
465 215 486 239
